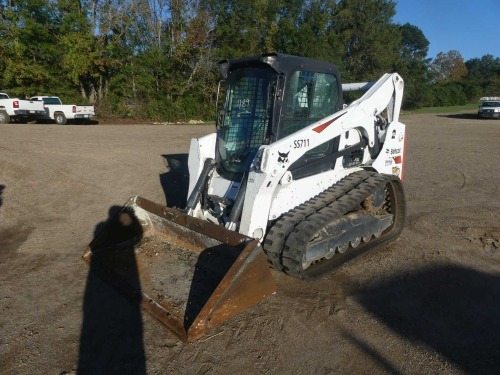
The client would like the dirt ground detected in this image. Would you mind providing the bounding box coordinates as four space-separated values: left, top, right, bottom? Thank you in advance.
0 112 499 375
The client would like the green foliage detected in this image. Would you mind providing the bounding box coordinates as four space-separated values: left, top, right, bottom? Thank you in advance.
464 55 500 99
0 0 498 119
431 50 468 84
430 83 468 107
399 23 429 60
334 0 400 81
396 23 431 109
59 31 96 85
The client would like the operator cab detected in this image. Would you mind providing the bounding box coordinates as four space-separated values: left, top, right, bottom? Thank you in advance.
216 53 344 180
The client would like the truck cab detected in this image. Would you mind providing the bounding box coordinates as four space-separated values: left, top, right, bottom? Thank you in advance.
478 97 500 119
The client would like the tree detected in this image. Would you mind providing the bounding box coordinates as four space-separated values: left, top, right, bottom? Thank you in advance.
1 0 495 119
399 23 428 60
202 0 283 59
396 23 431 109
333 0 401 81
464 54 500 99
288 0 341 64
431 50 468 84
0 0 62 96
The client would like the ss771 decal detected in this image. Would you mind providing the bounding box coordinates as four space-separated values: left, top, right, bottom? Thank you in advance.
294 139 310 148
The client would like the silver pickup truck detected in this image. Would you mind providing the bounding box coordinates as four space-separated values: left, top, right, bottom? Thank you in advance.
0 93 46 124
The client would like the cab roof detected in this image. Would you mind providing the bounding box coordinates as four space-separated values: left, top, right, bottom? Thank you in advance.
218 53 341 80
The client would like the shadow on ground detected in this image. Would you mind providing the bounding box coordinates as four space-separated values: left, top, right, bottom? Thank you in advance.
34 119 99 125
437 113 481 120
78 206 146 375
160 154 189 209
75 119 100 125
184 243 241 331
356 264 500 374
0 184 4 208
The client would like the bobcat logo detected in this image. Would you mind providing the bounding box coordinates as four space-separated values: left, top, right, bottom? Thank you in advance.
278 151 290 163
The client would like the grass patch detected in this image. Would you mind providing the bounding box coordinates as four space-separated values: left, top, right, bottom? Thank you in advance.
403 103 478 115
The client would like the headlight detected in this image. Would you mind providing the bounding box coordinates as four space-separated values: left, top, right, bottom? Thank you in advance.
494 108 500 112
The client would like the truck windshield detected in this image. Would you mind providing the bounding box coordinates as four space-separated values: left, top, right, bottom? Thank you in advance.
482 102 500 107
0 94 9 100
216 66 277 175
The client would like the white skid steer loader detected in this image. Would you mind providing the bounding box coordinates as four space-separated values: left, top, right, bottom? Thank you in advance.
83 53 406 341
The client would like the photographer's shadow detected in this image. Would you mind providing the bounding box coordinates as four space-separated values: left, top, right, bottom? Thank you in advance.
78 206 146 374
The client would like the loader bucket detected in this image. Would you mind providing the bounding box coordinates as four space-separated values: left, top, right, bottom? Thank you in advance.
82 196 276 342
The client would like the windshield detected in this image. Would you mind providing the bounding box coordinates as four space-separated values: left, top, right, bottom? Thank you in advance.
482 101 500 107
0 93 9 100
217 66 277 175
280 70 339 156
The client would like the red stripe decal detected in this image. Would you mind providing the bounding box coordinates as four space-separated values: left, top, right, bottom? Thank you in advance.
312 112 347 133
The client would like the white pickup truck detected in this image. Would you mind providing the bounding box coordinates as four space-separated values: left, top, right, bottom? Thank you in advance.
477 97 500 119
30 96 95 124
0 93 46 124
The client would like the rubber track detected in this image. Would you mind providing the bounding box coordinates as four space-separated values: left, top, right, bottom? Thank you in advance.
263 171 373 270
262 170 405 279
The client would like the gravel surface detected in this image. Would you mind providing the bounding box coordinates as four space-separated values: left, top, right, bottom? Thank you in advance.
0 113 499 374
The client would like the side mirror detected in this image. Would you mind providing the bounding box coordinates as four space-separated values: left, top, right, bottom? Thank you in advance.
216 109 225 129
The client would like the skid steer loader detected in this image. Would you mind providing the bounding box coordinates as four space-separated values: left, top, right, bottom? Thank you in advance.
83 53 406 341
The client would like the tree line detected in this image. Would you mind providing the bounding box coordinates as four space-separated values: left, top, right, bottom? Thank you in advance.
1 0 499 121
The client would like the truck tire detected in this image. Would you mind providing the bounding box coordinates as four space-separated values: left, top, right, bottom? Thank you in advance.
54 112 67 125
0 110 10 124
